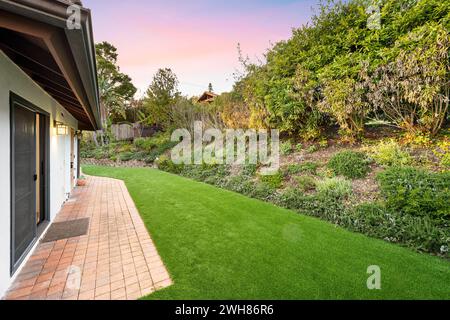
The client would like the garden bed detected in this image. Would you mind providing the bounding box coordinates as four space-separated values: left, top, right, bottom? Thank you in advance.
81 158 151 168
81 129 450 258
153 135 450 258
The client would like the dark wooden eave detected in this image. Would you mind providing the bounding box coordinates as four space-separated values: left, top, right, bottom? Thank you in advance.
0 28 92 129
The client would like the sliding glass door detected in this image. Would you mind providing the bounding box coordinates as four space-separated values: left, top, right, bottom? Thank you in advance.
10 94 49 274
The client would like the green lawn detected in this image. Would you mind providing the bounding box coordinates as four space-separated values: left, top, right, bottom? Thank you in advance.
83 165 450 300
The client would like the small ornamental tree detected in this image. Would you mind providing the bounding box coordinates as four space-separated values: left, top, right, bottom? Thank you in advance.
142 68 180 130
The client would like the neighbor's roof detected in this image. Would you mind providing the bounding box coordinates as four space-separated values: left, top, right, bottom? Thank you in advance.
198 91 218 103
0 0 101 130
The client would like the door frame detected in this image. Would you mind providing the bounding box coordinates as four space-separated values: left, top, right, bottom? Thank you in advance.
70 128 75 189
10 92 50 275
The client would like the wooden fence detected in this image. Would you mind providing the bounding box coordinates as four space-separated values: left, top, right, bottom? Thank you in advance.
110 123 161 141
84 123 161 144
110 123 133 140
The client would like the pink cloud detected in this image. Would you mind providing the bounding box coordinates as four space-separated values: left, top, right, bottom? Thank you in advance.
84 0 316 96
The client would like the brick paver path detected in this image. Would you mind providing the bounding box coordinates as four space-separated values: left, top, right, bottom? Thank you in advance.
5 176 172 300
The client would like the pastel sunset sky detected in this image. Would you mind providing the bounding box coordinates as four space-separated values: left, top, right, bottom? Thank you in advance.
83 0 320 97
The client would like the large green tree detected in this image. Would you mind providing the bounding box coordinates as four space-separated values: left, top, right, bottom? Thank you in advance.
96 42 137 123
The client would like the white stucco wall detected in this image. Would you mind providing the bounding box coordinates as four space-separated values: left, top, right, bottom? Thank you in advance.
0 51 79 297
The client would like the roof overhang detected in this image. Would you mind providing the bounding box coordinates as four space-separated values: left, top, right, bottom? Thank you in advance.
0 0 101 130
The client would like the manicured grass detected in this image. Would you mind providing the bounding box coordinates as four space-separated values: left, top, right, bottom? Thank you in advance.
83 165 450 300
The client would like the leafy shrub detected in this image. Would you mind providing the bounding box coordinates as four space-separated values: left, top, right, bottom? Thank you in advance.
365 24 450 137
283 162 319 176
349 203 397 235
377 167 450 219
134 137 154 150
157 156 184 174
295 143 303 152
119 152 134 162
366 140 412 167
318 139 328 149
199 164 229 182
349 203 449 255
328 151 370 179
307 194 350 225
307 145 319 153
259 171 283 189
224 175 256 196
434 139 450 168
278 188 349 224
316 177 352 199
318 77 369 140
396 215 449 255
93 147 110 160
316 167 334 178
403 132 433 147
128 151 149 163
295 176 316 192
301 161 320 174
133 133 177 163
280 141 294 155
250 183 277 202
241 164 257 177
277 188 310 210
147 140 179 162
116 143 133 153
177 163 229 186
282 164 301 176
80 149 95 159
179 165 206 181
277 189 449 256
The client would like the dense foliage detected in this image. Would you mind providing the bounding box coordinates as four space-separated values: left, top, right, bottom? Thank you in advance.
364 139 412 167
96 42 137 123
141 68 181 130
316 177 353 198
217 0 449 140
377 167 450 219
349 203 448 254
81 132 176 163
328 151 370 178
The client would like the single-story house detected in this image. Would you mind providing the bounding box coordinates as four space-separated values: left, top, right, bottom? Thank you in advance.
0 0 101 297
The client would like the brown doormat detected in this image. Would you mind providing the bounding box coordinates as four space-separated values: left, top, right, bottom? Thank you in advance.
42 218 90 243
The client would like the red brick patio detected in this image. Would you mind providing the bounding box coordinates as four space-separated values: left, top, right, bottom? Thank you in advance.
4 176 172 300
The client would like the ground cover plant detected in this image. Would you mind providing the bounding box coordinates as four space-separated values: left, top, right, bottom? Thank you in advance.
377 167 450 219
328 151 370 179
